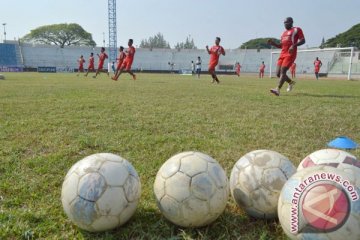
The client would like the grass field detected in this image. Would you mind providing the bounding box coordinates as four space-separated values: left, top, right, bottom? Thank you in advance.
0 72 359 239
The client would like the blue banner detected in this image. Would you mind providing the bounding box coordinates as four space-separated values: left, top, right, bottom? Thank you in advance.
37 66 56 73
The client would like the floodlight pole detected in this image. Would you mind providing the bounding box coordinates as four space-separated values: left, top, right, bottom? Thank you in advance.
2 23 6 43
108 0 117 63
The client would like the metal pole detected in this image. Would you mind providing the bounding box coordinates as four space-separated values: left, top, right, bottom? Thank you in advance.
2 23 6 42
269 52 273 78
102 32 105 47
347 47 354 80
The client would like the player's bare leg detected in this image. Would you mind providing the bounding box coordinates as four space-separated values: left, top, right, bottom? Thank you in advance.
128 70 136 80
209 69 219 84
112 69 120 81
270 66 294 96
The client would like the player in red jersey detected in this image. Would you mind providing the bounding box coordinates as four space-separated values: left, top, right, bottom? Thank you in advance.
235 62 241 77
268 17 305 96
314 57 322 80
93 47 109 78
112 39 136 81
290 62 296 79
77 55 85 76
259 61 266 78
84 53 95 77
206 37 225 84
112 46 125 80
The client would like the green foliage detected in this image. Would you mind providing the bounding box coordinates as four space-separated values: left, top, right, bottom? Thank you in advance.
0 73 359 239
139 33 171 49
320 37 326 49
324 23 360 48
239 38 280 49
22 23 96 48
175 36 197 50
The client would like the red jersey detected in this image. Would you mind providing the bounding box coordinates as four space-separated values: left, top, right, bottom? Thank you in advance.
117 51 126 69
280 27 304 57
88 56 94 67
290 63 296 71
314 60 322 68
98 52 108 64
78 58 85 68
125 46 136 63
259 64 265 71
209 45 225 65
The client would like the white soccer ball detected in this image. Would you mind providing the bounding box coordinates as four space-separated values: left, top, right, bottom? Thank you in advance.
230 149 296 219
278 165 360 239
298 149 359 181
61 153 141 232
153 151 229 227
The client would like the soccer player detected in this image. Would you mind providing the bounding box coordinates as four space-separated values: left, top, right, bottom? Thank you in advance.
290 62 296 79
259 61 265 78
235 62 241 77
206 37 225 84
191 61 195 75
268 17 305 96
77 55 85 76
196 56 202 78
93 47 109 78
112 39 136 81
314 57 322 80
111 62 116 74
84 52 95 77
112 46 125 80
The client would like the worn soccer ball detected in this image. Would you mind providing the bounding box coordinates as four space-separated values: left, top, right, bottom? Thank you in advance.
278 165 360 239
298 149 360 181
229 149 296 219
153 151 229 227
61 153 141 232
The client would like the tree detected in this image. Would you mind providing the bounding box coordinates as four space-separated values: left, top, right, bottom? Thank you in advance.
239 38 280 49
139 33 170 49
175 36 197 50
324 23 360 48
22 23 96 48
320 37 325 49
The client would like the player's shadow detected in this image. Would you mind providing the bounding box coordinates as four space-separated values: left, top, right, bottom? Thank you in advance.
293 92 360 99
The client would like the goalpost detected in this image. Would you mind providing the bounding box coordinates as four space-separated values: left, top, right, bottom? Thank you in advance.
269 47 355 80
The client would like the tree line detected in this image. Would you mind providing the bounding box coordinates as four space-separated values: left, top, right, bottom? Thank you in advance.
21 23 360 49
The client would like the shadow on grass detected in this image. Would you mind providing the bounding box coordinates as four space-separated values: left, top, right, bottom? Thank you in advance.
293 92 360 99
79 207 285 240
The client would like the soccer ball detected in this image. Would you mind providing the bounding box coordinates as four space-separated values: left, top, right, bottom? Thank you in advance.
278 165 360 239
298 149 360 181
153 151 229 227
229 149 296 219
61 153 141 232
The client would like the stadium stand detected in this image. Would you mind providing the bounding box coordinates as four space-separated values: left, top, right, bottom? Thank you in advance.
1 41 359 77
0 43 18 66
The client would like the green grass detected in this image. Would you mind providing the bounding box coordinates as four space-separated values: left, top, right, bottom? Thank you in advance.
0 72 359 239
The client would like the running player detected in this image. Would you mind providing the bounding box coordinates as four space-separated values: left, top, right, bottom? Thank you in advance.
206 37 225 84
235 62 241 77
268 17 305 96
259 61 265 78
77 55 85 76
290 62 296 79
112 39 136 81
93 47 109 78
112 46 125 80
84 53 95 77
314 57 322 80
196 56 202 78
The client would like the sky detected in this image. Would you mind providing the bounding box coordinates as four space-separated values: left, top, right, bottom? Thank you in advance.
2 0 360 49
